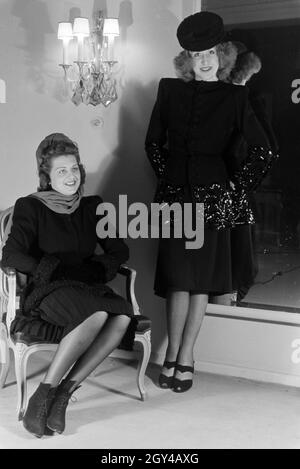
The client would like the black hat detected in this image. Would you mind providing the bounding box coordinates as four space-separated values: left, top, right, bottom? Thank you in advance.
177 11 225 51
36 133 75 169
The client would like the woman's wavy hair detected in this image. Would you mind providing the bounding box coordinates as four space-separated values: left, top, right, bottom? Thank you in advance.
37 140 86 192
173 41 238 82
228 51 262 84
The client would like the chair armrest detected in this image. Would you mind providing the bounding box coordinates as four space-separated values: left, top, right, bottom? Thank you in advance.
118 264 136 277
0 265 17 330
118 314 151 351
118 264 140 316
134 314 151 333
1 266 16 276
0 263 16 300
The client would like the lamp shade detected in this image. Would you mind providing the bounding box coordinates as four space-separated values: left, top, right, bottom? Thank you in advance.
57 22 73 40
73 17 90 37
103 18 120 36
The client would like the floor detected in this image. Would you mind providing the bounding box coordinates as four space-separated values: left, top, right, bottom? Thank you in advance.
1 352 300 449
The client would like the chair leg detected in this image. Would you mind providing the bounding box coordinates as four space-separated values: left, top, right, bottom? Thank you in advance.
134 330 151 401
0 323 10 388
14 342 29 420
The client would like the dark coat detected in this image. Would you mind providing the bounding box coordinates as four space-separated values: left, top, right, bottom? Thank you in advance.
2 195 128 280
1 195 130 317
145 78 278 229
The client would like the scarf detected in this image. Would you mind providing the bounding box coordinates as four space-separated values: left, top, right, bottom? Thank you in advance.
29 187 83 214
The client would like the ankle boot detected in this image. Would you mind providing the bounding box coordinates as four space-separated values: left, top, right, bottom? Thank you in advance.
22 383 57 438
47 379 80 434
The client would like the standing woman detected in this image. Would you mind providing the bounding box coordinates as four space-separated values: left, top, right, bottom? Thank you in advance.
145 12 278 392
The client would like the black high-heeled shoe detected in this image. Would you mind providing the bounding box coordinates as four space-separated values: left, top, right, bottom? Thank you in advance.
158 360 176 389
172 363 194 393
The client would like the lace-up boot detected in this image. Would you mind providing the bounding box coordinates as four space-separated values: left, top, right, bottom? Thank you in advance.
22 383 57 438
47 379 80 434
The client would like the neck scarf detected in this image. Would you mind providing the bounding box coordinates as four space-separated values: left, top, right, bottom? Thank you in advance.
29 187 84 214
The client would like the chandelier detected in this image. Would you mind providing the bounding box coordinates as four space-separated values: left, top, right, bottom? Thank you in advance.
57 13 120 107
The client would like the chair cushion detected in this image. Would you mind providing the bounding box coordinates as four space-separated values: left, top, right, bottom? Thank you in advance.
1 313 58 345
10 317 63 345
12 331 60 346
134 315 151 333
9 314 151 350
118 315 151 350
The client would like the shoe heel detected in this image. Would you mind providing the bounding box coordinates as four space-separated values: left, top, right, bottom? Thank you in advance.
173 363 194 393
158 374 173 388
158 360 176 389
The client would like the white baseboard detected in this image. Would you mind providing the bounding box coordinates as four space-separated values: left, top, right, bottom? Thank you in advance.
94 305 300 389
151 352 300 388
194 360 300 388
150 305 300 389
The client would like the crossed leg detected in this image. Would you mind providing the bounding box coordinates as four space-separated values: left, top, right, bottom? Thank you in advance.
43 311 130 389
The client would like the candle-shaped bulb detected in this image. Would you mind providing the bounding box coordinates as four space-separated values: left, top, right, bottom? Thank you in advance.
103 18 119 62
58 22 73 65
73 17 90 62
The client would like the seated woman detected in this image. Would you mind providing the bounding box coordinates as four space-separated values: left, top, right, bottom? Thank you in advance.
1 133 133 438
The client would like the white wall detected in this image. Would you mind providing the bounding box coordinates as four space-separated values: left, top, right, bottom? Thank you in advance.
0 0 192 357
1 0 300 385
0 0 185 208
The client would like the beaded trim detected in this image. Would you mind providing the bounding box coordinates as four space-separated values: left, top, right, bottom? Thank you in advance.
233 145 279 192
154 180 254 230
146 143 169 178
150 144 278 229
192 184 254 229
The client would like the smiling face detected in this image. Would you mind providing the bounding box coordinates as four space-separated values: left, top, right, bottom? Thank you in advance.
190 47 219 81
49 154 81 196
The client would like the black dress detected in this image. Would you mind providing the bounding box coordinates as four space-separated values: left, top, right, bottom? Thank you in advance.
145 78 278 298
1 195 133 340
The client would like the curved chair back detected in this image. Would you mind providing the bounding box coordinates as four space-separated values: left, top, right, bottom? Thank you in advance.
0 205 151 419
0 208 13 318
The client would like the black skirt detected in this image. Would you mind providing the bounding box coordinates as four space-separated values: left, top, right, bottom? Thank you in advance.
11 285 133 342
154 226 233 297
153 188 256 299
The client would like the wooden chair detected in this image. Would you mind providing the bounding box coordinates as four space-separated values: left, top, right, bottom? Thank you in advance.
0 206 151 420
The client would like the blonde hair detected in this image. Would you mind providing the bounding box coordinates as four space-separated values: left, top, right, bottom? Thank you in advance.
173 42 238 82
229 51 262 84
